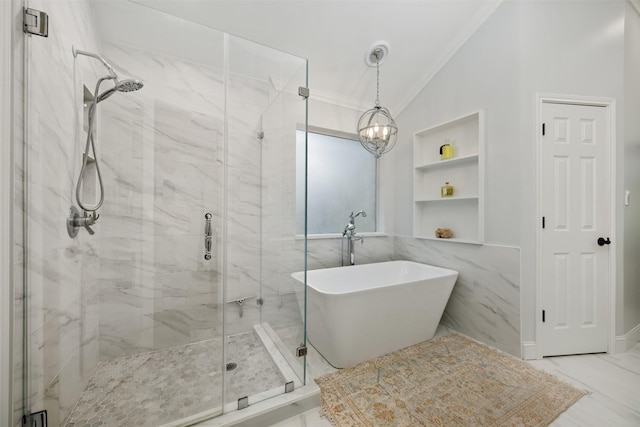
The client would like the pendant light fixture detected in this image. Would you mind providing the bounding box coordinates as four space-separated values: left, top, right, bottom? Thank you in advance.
357 42 398 158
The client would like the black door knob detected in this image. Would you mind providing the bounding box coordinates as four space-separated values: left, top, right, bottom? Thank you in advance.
597 237 611 246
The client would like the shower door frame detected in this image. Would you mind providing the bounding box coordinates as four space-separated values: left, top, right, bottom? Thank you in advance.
1 0 15 424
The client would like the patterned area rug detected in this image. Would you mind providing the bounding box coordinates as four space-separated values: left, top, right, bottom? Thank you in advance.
315 333 587 426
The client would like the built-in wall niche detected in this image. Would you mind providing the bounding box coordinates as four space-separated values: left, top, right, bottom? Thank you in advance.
81 84 97 206
413 110 485 244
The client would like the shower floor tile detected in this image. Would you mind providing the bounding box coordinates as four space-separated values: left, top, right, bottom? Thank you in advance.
64 331 284 427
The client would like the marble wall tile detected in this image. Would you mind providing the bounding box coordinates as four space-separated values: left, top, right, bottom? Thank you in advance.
12 262 24 427
98 314 160 361
394 236 521 357
304 235 395 271
97 42 232 357
19 2 105 424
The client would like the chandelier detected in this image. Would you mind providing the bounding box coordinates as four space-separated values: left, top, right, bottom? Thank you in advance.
357 43 398 158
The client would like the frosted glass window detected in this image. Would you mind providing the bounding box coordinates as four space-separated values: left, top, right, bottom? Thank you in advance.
296 129 377 234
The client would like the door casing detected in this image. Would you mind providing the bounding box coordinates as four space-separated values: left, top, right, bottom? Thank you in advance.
535 93 617 359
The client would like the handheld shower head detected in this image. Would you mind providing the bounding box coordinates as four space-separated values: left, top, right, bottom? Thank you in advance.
96 79 144 103
73 47 144 215
116 79 144 92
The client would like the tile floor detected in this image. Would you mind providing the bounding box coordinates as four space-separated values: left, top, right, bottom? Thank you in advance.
63 325 640 427
269 337 640 427
64 331 284 427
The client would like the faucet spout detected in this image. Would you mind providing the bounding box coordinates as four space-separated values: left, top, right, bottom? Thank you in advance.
349 210 367 221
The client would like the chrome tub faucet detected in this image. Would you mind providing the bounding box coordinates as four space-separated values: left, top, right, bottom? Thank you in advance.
343 210 366 265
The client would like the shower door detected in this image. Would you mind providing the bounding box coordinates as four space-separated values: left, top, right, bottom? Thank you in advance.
21 2 227 425
223 35 309 409
18 1 307 426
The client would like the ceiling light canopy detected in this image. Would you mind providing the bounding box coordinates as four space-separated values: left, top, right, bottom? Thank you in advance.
357 42 398 159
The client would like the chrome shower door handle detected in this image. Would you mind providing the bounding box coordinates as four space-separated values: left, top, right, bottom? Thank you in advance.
204 237 212 260
204 213 213 260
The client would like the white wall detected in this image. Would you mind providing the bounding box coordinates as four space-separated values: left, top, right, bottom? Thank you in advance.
623 2 640 335
395 2 522 244
395 0 633 351
518 0 626 341
393 2 523 356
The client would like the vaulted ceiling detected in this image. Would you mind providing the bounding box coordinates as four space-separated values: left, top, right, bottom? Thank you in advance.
92 0 502 114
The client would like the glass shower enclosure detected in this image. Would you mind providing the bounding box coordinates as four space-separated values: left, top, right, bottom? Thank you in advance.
17 1 308 425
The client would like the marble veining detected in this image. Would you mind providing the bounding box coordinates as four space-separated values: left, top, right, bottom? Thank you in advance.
394 236 521 357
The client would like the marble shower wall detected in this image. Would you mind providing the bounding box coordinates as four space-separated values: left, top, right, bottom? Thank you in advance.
98 39 308 353
97 42 226 360
17 12 296 423
394 236 521 357
19 1 104 425
259 84 304 337
97 41 248 358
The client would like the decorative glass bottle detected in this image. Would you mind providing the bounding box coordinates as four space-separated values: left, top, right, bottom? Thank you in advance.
441 182 454 197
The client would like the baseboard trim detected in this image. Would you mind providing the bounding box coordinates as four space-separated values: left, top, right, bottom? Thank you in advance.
615 323 640 353
522 341 537 360
525 324 640 357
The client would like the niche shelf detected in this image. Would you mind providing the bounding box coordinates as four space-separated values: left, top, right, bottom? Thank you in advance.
413 110 485 243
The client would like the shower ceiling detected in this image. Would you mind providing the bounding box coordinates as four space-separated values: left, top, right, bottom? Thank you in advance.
91 0 502 114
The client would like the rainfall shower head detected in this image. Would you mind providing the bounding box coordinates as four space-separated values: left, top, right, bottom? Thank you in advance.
96 79 144 103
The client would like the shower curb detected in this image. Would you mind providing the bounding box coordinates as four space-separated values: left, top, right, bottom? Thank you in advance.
173 385 321 427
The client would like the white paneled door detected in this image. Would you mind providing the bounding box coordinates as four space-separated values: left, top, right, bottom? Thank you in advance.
540 102 610 357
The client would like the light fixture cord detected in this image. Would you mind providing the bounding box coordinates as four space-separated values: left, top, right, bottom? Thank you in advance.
375 50 381 107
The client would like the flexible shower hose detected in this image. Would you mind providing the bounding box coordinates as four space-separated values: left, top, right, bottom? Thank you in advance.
75 77 107 212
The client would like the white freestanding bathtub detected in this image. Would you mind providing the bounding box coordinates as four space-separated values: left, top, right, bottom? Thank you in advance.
292 260 458 368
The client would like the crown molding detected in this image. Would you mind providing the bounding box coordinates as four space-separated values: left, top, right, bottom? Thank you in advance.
308 86 371 112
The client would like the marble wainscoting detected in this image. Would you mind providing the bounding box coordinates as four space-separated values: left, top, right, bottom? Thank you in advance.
394 236 521 357
306 235 395 271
